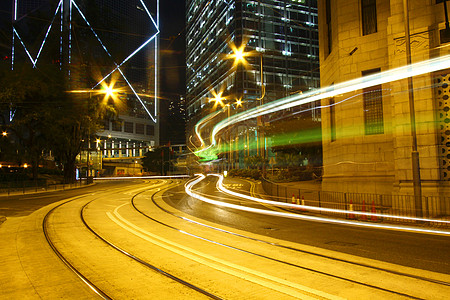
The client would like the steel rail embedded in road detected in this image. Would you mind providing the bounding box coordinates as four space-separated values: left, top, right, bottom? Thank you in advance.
43 195 113 300
43 180 220 299
81 180 223 300
128 178 448 298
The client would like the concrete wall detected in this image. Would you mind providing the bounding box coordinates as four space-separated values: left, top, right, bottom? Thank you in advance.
318 0 450 199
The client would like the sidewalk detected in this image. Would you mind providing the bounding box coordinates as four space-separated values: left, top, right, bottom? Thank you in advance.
0 181 91 198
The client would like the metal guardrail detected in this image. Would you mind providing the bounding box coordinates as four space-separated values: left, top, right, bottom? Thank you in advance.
261 178 450 225
0 180 86 196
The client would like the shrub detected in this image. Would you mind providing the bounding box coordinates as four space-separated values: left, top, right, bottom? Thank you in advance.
228 168 262 180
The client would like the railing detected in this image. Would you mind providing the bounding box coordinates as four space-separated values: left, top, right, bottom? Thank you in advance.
261 178 450 226
0 179 86 196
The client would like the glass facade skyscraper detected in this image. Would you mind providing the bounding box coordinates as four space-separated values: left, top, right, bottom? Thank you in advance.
10 0 159 157
186 0 319 140
7 0 160 176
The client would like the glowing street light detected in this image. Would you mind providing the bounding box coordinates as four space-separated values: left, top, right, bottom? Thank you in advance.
2 131 7 137
227 42 251 69
68 75 121 104
100 80 121 103
209 88 227 109
68 78 121 183
227 42 266 167
235 98 243 108
227 41 265 101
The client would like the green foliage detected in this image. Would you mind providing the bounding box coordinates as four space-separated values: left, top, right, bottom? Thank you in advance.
265 115 323 167
267 166 322 182
141 147 176 175
0 64 68 179
228 168 262 180
273 152 304 168
244 155 267 169
0 63 117 183
0 170 30 182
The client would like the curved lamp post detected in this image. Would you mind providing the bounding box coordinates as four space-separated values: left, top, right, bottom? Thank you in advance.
227 43 266 170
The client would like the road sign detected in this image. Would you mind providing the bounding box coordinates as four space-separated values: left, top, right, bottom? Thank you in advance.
269 157 276 166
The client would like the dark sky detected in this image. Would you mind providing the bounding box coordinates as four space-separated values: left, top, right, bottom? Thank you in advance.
158 0 186 144
159 0 186 96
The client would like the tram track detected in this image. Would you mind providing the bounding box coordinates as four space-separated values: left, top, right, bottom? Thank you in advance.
39 177 449 299
225 178 450 285
43 194 112 299
42 180 222 300
128 176 449 299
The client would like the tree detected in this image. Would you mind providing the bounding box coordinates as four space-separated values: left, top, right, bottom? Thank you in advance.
47 90 117 183
244 155 267 169
0 63 117 183
0 64 66 179
141 147 175 176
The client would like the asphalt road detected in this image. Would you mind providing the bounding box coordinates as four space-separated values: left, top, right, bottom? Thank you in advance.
1 178 449 275
0 180 139 218
164 176 450 274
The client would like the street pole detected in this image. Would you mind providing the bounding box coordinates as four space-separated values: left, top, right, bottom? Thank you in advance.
257 53 266 174
403 0 422 217
228 104 231 171
87 126 90 184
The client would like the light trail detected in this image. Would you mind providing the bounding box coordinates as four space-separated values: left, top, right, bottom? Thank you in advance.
93 175 189 180
194 54 450 159
194 110 222 147
185 174 450 236
212 174 450 225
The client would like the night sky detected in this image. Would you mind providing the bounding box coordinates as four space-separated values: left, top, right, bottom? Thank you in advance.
159 0 186 96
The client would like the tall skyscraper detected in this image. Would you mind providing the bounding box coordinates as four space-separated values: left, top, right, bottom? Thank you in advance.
9 0 160 175
186 0 319 147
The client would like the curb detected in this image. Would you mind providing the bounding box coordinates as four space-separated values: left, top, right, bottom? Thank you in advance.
0 216 6 225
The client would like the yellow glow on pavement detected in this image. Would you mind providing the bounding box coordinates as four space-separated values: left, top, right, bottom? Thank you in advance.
108 202 341 299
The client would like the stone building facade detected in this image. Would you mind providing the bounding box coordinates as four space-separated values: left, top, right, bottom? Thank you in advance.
318 0 450 202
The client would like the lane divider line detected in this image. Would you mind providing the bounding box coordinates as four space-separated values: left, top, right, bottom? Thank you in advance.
106 203 342 300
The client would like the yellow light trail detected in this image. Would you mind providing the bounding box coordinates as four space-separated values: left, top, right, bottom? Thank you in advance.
185 174 450 236
194 54 450 159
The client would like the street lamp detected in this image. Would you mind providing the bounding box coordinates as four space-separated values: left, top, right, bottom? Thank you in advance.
228 43 266 169
70 85 119 183
403 0 422 217
208 89 227 109
225 104 232 171
227 42 265 102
